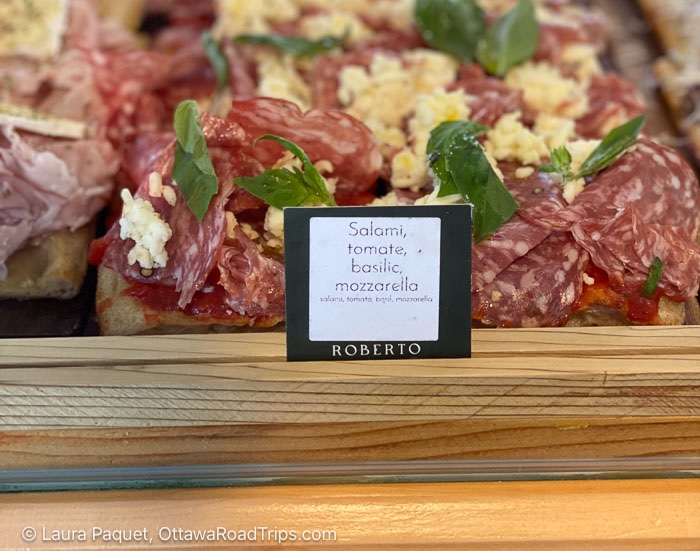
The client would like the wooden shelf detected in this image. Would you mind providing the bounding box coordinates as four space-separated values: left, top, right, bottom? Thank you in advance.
1 326 699 470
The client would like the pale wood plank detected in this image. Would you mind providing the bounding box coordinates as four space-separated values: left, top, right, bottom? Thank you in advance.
1 480 699 550
0 417 698 470
2 326 700 367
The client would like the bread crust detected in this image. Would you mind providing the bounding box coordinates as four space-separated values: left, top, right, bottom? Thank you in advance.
0 224 94 300
96 265 285 335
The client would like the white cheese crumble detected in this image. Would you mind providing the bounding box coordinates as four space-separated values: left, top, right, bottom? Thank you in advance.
560 43 603 82
504 61 589 119
484 111 549 165
119 189 172 270
533 112 576 150
0 0 69 59
561 138 601 203
583 272 595 286
213 0 299 37
256 52 312 110
299 11 372 44
264 206 285 247
514 166 535 179
337 50 458 131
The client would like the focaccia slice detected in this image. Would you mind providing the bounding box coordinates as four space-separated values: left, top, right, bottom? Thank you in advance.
0 224 94 300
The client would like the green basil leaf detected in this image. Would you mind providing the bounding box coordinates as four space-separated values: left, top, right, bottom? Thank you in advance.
427 120 518 242
234 32 346 57
202 31 230 92
642 256 663 298
172 100 219 222
574 115 646 179
426 120 488 197
234 135 336 209
539 145 573 178
414 0 486 62
476 0 539 76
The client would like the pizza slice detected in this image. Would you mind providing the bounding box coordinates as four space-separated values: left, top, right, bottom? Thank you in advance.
90 0 700 334
0 0 146 300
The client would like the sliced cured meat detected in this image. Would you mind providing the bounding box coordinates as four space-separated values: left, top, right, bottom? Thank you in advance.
576 74 646 138
473 232 589 327
534 138 700 299
217 225 285 317
448 64 529 126
572 206 700 298
228 97 383 197
471 215 550 289
0 127 117 278
100 112 266 307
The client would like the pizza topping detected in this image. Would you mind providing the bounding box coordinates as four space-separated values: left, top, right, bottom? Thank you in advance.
426 120 519 242
202 31 230 92
475 0 539 77
642 257 663 299
473 232 589 327
172 100 220 222
234 31 347 58
415 0 539 77
484 111 549 165
504 60 588 118
234 135 337 208
119 188 172 270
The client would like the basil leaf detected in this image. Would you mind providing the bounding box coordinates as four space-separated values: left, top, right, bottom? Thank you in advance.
642 256 663 298
574 115 646 179
476 0 539 77
202 31 230 92
426 120 488 197
172 100 219 222
414 0 486 62
539 146 573 177
427 121 519 242
234 135 337 209
234 32 346 57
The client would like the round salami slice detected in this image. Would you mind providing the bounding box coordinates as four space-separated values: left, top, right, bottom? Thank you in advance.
228 97 383 198
473 232 589 328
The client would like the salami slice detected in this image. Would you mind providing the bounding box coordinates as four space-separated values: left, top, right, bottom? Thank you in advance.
228 97 383 198
534 138 700 299
217 225 285 317
473 232 589 327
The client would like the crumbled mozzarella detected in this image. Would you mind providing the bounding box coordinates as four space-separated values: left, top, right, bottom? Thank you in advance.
256 52 312 110
213 0 299 37
0 0 69 59
225 211 238 239
369 191 402 206
391 150 428 190
162 186 177 207
389 88 471 191
409 88 471 155
533 113 576 150
561 138 601 203
583 272 595 286
491 290 502 303
119 189 172 270
337 50 458 130
561 43 602 82
504 61 589 118
484 111 549 165
299 12 372 44
515 166 535 179
264 206 285 247
147 171 163 198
